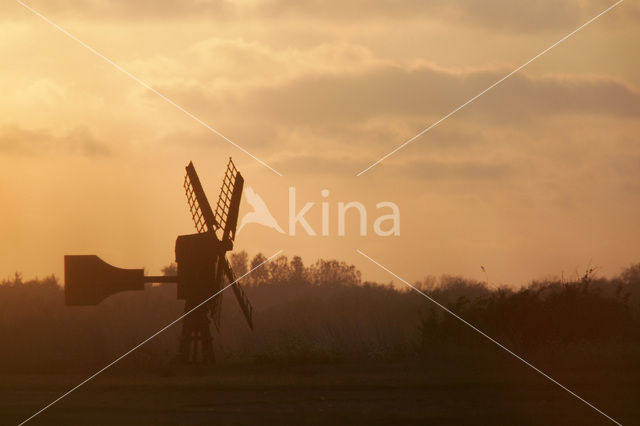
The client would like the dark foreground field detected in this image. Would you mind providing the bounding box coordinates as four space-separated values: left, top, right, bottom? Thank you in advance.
3 361 639 425
2 257 640 424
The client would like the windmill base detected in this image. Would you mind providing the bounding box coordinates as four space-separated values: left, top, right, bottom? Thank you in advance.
176 305 215 365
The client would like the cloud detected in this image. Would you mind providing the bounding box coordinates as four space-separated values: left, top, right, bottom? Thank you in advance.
146 58 639 178
0 124 111 157
140 39 381 101
400 158 517 181
271 154 356 176
7 0 637 33
5 0 235 21
257 0 636 32
239 65 640 127
271 153 518 183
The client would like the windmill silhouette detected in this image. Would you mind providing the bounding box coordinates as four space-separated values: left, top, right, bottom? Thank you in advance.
64 158 253 364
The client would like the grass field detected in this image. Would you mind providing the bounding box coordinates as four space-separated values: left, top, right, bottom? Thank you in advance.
3 361 638 425
2 263 639 424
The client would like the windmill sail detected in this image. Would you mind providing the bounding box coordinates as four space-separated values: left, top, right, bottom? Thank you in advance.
223 258 254 329
184 161 219 234
215 158 244 243
215 159 252 328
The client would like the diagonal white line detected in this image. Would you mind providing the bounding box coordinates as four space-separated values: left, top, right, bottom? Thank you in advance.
14 0 283 177
18 249 283 426
356 249 623 425
356 0 625 176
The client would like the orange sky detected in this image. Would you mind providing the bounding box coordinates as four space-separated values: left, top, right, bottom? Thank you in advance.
1 0 639 287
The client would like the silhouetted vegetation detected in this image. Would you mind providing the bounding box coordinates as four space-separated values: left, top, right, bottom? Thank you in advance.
0 255 639 373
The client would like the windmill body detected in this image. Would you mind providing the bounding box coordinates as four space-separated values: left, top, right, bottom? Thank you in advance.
64 159 253 365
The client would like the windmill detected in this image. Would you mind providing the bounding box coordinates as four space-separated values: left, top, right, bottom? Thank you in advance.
64 158 254 364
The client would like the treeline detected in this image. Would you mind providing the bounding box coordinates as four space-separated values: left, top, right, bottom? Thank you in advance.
0 254 638 373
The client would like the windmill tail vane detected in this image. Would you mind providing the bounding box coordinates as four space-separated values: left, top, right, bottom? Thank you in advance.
63 157 253 365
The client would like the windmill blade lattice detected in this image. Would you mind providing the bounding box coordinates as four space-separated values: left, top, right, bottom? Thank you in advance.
215 158 240 240
184 162 219 234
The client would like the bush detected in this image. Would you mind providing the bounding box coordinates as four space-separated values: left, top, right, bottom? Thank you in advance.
0 257 638 372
